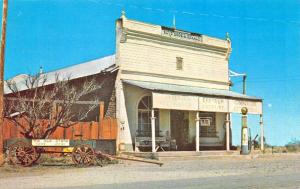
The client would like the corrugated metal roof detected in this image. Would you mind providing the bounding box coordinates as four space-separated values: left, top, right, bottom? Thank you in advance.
123 79 262 101
5 55 116 94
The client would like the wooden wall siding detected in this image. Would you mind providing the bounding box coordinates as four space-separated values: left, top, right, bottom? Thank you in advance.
117 19 230 90
3 117 118 143
119 39 229 89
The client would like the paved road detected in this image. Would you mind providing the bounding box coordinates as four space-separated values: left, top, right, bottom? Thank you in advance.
58 174 300 189
1 154 300 189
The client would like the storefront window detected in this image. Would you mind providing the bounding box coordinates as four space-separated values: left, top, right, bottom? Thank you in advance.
199 112 217 137
137 96 159 137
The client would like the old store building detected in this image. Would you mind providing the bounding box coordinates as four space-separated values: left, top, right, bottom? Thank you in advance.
5 13 264 154
114 13 263 153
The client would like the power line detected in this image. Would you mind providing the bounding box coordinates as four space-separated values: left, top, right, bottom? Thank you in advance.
231 74 300 84
88 1 300 84
88 0 300 27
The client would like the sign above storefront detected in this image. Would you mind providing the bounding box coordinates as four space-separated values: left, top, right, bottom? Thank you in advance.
152 92 198 111
228 99 262 114
152 92 262 115
161 26 202 43
198 96 228 113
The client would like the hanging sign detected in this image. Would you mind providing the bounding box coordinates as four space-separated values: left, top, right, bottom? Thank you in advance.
32 139 70 147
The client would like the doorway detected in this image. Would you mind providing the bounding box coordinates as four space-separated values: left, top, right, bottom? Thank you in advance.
170 110 189 151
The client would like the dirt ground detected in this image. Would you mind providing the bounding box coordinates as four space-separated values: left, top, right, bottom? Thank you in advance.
0 153 300 189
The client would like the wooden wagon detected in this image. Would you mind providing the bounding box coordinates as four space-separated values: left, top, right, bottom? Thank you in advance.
5 138 100 167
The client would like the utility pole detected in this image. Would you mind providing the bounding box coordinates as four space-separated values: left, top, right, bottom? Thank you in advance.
242 75 247 94
0 0 8 166
229 70 247 94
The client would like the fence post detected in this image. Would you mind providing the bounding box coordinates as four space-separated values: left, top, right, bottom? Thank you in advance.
109 117 112 139
98 101 104 139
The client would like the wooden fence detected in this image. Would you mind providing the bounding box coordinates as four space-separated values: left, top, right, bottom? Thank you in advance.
3 117 118 155
2 117 118 142
2 102 118 142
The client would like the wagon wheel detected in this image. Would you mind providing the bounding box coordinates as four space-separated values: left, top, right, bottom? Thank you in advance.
32 147 42 164
8 141 23 165
72 144 95 166
8 141 37 167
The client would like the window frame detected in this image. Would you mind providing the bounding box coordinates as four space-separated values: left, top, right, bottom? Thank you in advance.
176 57 183 70
137 96 159 137
199 112 217 137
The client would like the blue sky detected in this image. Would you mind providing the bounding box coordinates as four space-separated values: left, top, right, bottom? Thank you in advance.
1 0 300 146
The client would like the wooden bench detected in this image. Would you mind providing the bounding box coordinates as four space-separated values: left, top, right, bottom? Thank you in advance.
135 137 176 152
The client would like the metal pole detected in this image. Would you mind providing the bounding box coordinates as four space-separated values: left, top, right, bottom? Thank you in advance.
260 114 264 151
226 113 230 151
151 109 156 152
242 75 247 94
0 0 8 166
229 113 232 147
195 112 200 152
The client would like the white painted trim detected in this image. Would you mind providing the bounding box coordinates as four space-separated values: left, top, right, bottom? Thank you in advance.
121 70 230 86
151 109 156 152
196 112 200 152
226 113 230 151
115 78 133 151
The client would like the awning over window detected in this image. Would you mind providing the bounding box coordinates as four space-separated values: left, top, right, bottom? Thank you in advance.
123 80 263 115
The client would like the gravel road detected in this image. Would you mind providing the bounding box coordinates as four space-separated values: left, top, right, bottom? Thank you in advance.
1 154 300 189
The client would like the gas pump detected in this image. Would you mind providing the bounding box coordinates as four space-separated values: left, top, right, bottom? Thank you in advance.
240 107 250 155
248 128 252 152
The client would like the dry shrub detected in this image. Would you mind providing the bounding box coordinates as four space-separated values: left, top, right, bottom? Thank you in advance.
285 139 300 152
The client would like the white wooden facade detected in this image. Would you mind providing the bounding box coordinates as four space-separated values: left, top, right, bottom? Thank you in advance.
115 14 263 152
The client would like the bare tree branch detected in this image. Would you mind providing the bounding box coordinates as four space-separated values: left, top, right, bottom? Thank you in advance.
4 72 103 139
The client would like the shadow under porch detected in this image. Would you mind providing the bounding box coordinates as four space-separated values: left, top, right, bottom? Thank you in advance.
134 109 232 152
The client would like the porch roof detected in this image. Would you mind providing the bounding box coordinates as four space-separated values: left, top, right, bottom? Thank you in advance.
123 79 262 101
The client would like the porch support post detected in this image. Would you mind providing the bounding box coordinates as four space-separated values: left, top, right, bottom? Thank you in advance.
151 109 156 152
226 113 230 151
196 112 200 152
260 114 264 151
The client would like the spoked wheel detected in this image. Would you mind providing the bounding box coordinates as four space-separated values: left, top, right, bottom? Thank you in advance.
72 144 95 166
32 148 42 164
8 141 37 167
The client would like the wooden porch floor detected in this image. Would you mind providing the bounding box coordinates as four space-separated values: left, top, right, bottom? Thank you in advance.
121 150 242 160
